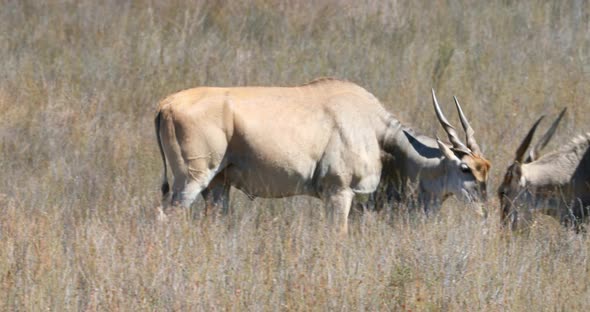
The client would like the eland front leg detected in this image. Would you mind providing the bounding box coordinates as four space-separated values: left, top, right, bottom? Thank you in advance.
201 172 231 216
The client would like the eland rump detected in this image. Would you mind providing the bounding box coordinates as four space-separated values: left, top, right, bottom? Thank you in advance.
155 78 490 232
498 108 590 229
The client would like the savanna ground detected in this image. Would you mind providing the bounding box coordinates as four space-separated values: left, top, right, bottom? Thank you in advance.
1 1 589 310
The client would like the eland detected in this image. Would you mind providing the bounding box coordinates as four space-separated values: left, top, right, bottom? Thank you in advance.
498 108 590 229
155 78 490 232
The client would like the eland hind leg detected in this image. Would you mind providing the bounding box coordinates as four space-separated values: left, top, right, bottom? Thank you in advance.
156 106 230 220
162 157 225 219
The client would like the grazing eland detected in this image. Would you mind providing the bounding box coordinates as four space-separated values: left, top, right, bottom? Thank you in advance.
498 108 590 229
359 92 491 215
155 78 490 233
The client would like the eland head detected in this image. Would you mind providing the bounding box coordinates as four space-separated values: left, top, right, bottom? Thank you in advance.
497 108 574 228
376 90 491 215
430 90 491 207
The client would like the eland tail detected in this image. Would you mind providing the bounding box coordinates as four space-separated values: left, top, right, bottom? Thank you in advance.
154 111 170 197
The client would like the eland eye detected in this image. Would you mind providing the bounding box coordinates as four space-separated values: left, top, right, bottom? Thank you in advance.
460 163 470 173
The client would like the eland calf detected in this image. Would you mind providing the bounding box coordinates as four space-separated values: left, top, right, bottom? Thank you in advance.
155 78 490 232
498 108 590 229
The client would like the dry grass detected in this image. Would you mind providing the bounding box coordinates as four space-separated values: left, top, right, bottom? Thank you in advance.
1 0 589 310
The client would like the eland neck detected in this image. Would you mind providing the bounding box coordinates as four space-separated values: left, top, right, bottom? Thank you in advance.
381 117 450 197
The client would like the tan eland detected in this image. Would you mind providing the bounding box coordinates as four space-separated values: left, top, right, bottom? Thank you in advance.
155 78 491 233
498 108 590 229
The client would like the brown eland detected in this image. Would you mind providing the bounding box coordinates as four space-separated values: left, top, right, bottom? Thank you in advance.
155 78 491 233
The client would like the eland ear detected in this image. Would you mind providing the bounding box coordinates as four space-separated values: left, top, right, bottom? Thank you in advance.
514 162 523 177
436 138 460 162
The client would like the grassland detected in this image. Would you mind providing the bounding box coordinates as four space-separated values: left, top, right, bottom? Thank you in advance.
1 0 589 310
